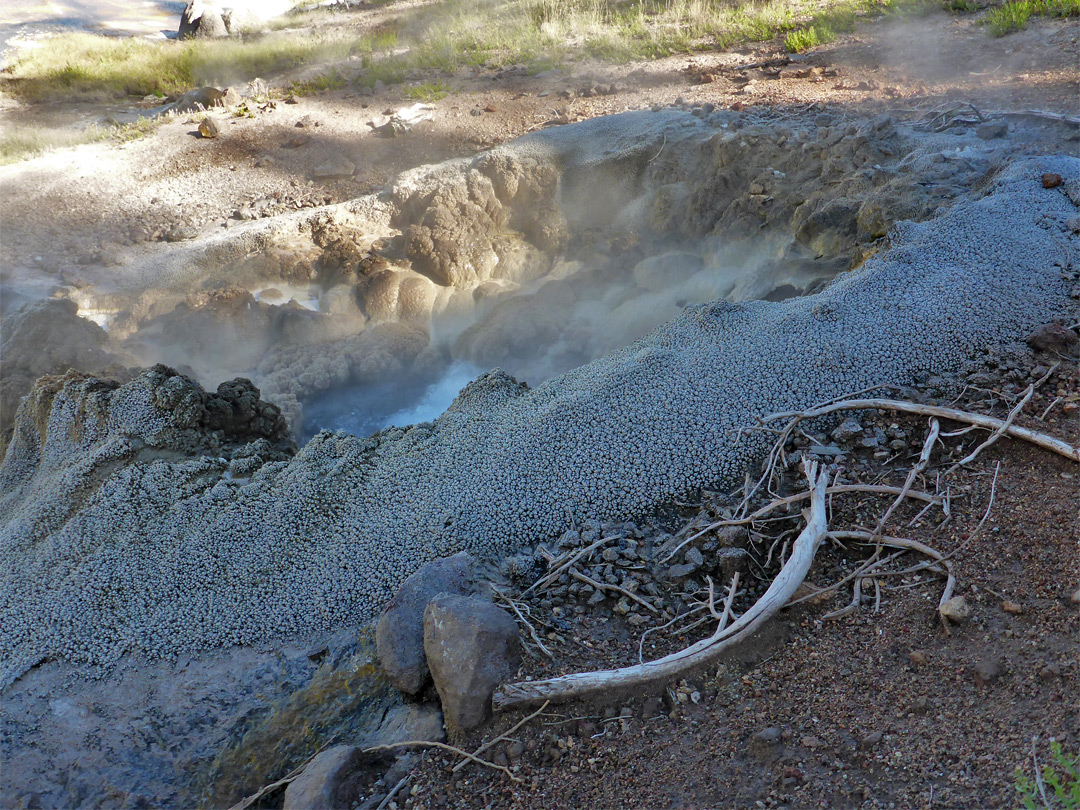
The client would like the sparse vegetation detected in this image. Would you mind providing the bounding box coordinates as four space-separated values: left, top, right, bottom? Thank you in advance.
986 0 1079 34
0 116 159 164
2 0 942 105
1014 742 1080 810
404 79 451 101
0 31 354 101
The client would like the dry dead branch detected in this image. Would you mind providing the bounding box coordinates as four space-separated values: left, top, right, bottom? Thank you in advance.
362 740 522 783
451 701 551 774
494 460 831 711
761 398 1080 463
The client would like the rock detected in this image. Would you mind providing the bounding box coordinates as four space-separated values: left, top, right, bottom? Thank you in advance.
975 121 1008 140
1002 601 1023 615
859 730 883 749
1066 216 1080 234
195 9 227 38
283 745 362 810
375 552 475 696
313 157 356 179
1042 172 1064 189
222 7 266 34
939 595 970 623
683 546 704 569
198 118 220 139
973 656 1002 686
749 727 783 761
801 735 825 750
909 650 929 667
177 0 204 38
171 86 225 114
297 115 318 128
221 87 242 107
423 594 521 737
831 417 863 442
1026 322 1078 353
1072 587 1080 605
366 703 445 746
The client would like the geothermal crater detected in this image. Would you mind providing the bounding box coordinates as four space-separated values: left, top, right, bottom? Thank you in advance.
1 105 1077 808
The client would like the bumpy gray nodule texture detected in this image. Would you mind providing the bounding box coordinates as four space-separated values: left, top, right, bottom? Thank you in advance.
0 157 1076 685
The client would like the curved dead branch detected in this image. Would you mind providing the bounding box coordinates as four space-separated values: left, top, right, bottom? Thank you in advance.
493 460 831 711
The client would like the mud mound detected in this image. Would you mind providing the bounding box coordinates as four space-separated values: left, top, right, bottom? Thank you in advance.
0 156 1075 685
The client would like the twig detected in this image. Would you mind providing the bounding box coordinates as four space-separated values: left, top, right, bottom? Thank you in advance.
226 741 337 810
869 418 940 541
362 741 522 783
493 586 554 659
761 398 1080 463
376 776 410 810
1032 736 1052 810
451 701 550 774
660 484 939 563
522 535 618 596
494 460 831 710
570 569 659 613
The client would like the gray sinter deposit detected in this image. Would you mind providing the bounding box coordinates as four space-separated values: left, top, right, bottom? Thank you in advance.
1 107 1078 808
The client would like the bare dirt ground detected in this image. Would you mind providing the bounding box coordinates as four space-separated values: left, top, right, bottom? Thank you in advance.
1 6 1078 810
1 7 1077 276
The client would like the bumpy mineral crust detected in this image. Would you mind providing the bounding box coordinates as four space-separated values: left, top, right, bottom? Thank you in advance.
0 154 1076 686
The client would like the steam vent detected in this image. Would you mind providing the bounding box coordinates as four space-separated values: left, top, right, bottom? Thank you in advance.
1 9 1079 806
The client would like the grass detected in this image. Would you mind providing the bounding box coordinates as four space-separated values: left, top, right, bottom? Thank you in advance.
1014 742 1080 810
1 31 355 101
985 0 1079 34
404 79 451 101
0 116 159 165
3 0 941 107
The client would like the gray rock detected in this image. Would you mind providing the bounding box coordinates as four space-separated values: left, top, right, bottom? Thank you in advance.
749 727 784 761
976 121 1008 140
376 552 475 696
170 86 225 114
423 595 521 737
366 703 445 746
198 118 219 139
683 546 704 569
831 417 863 443
283 745 361 810
195 9 227 38
313 157 356 179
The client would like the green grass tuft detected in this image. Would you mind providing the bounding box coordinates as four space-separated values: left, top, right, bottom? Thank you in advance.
986 0 1079 34
1014 742 1080 810
404 79 451 101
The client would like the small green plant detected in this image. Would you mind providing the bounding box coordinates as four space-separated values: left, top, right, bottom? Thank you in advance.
404 79 450 101
986 0 1079 35
947 0 979 12
290 68 348 96
1015 742 1080 810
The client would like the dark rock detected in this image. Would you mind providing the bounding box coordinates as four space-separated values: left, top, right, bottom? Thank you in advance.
177 0 203 38
749 727 783 761
1042 173 1063 189
831 417 863 443
974 656 1002 686
376 552 475 696
283 745 361 810
975 120 1008 140
423 594 521 737
859 730 883 749
1026 322 1078 353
